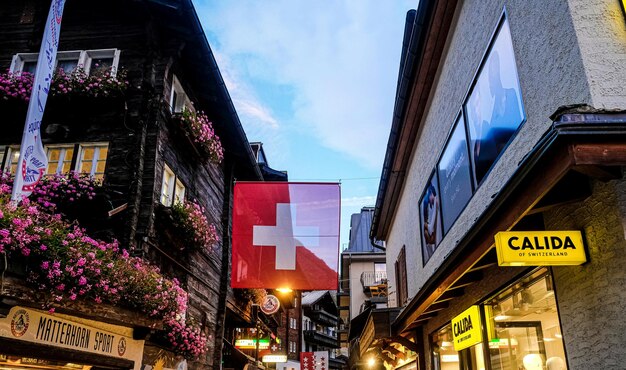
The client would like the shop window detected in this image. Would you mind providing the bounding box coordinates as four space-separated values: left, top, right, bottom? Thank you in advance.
431 324 486 370
484 269 567 370
77 143 108 181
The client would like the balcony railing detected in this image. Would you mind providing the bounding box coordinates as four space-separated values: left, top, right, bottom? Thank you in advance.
360 271 387 287
303 330 339 348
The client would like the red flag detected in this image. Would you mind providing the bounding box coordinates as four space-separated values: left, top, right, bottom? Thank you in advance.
300 352 315 370
232 182 340 290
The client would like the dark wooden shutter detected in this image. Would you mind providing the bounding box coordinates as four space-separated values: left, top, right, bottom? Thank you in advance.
395 245 408 306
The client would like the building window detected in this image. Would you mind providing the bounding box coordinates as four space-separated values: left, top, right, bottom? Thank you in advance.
10 49 120 76
46 145 75 175
3 144 108 179
289 341 296 353
2 147 21 175
77 143 108 181
394 246 408 307
169 75 192 113
160 164 185 206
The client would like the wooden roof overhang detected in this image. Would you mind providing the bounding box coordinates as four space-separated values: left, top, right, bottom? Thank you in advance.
393 110 626 335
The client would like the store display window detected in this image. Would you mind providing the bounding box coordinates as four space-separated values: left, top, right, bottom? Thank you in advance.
484 269 567 370
430 268 567 370
431 324 486 370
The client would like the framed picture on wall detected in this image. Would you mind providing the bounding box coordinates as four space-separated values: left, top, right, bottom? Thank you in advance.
465 17 526 187
437 114 473 234
419 171 443 265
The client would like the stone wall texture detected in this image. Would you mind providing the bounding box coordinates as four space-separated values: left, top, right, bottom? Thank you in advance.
544 179 626 369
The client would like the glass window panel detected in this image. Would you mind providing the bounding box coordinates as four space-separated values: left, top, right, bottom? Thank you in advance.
174 179 185 204
57 59 78 73
8 148 20 174
82 148 94 161
98 147 108 160
23 61 37 74
161 165 175 206
96 160 106 173
90 57 113 74
486 270 567 370
48 149 60 161
80 161 92 173
62 160 73 174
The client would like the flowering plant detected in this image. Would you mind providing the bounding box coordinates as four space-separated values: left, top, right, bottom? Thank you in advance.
179 110 224 163
171 200 219 253
0 71 33 101
0 66 128 102
165 317 209 359
0 177 208 359
31 172 99 211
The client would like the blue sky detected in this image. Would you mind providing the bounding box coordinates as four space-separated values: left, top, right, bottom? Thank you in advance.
194 1 416 249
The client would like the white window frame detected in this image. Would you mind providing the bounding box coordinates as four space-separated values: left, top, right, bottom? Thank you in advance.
169 75 192 113
10 49 120 77
76 143 108 179
2 146 21 174
45 144 75 175
160 163 186 206
82 49 121 77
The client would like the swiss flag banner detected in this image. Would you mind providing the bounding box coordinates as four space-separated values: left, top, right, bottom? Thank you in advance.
232 182 340 290
300 352 315 370
300 352 329 370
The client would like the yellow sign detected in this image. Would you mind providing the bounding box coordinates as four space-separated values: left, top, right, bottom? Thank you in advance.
451 306 482 351
234 339 270 349
494 231 586 266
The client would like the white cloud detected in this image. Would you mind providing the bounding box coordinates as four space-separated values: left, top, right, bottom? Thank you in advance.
196 0 414 169
341 195 376 208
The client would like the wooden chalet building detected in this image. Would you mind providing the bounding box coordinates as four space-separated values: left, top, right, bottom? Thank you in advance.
0 0 281 369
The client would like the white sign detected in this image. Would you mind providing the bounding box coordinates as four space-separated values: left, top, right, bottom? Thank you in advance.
262 355 287 363
0 307 144 370
260 295 280 315
253 203 320 270
11 0 65 201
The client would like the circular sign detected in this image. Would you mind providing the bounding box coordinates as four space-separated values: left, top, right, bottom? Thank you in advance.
260 295 280 315
10 309 30 337
117 337 127 356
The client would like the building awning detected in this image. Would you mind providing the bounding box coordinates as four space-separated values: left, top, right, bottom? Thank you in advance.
350 308 420 368
393 108 626 335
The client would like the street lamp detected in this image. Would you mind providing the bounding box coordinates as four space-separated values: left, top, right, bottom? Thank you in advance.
367 357 376 368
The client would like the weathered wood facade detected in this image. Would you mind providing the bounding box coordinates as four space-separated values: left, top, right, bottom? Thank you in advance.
0 0 264 369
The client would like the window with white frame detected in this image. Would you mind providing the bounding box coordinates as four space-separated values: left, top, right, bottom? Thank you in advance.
77 143 108 181
46 145 75 175
2 147 21 174
169 75 192 113
289 341 296 353
2 143 108 179
10 49 120 76
160 164 185 206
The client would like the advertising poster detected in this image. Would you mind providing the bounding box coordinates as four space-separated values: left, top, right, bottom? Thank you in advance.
465 18 525 187
437 115 473 233
419 172 443 264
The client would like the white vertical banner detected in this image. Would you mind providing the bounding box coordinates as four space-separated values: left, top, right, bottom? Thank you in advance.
313 351 328 370
11 0 66 201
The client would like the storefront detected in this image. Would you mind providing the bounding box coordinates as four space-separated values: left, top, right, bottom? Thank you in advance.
430 268 567 370
0 306 145 370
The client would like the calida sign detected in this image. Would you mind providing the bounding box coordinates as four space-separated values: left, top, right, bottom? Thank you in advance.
494 231 586 266
451 305 483 351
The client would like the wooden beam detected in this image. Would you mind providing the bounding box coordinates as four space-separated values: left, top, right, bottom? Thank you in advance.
434 289 465 303
423 301 449 314
449 270 483 290
571 142 626 166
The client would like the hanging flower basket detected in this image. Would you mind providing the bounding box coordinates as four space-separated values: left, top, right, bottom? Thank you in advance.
177 110 224 164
